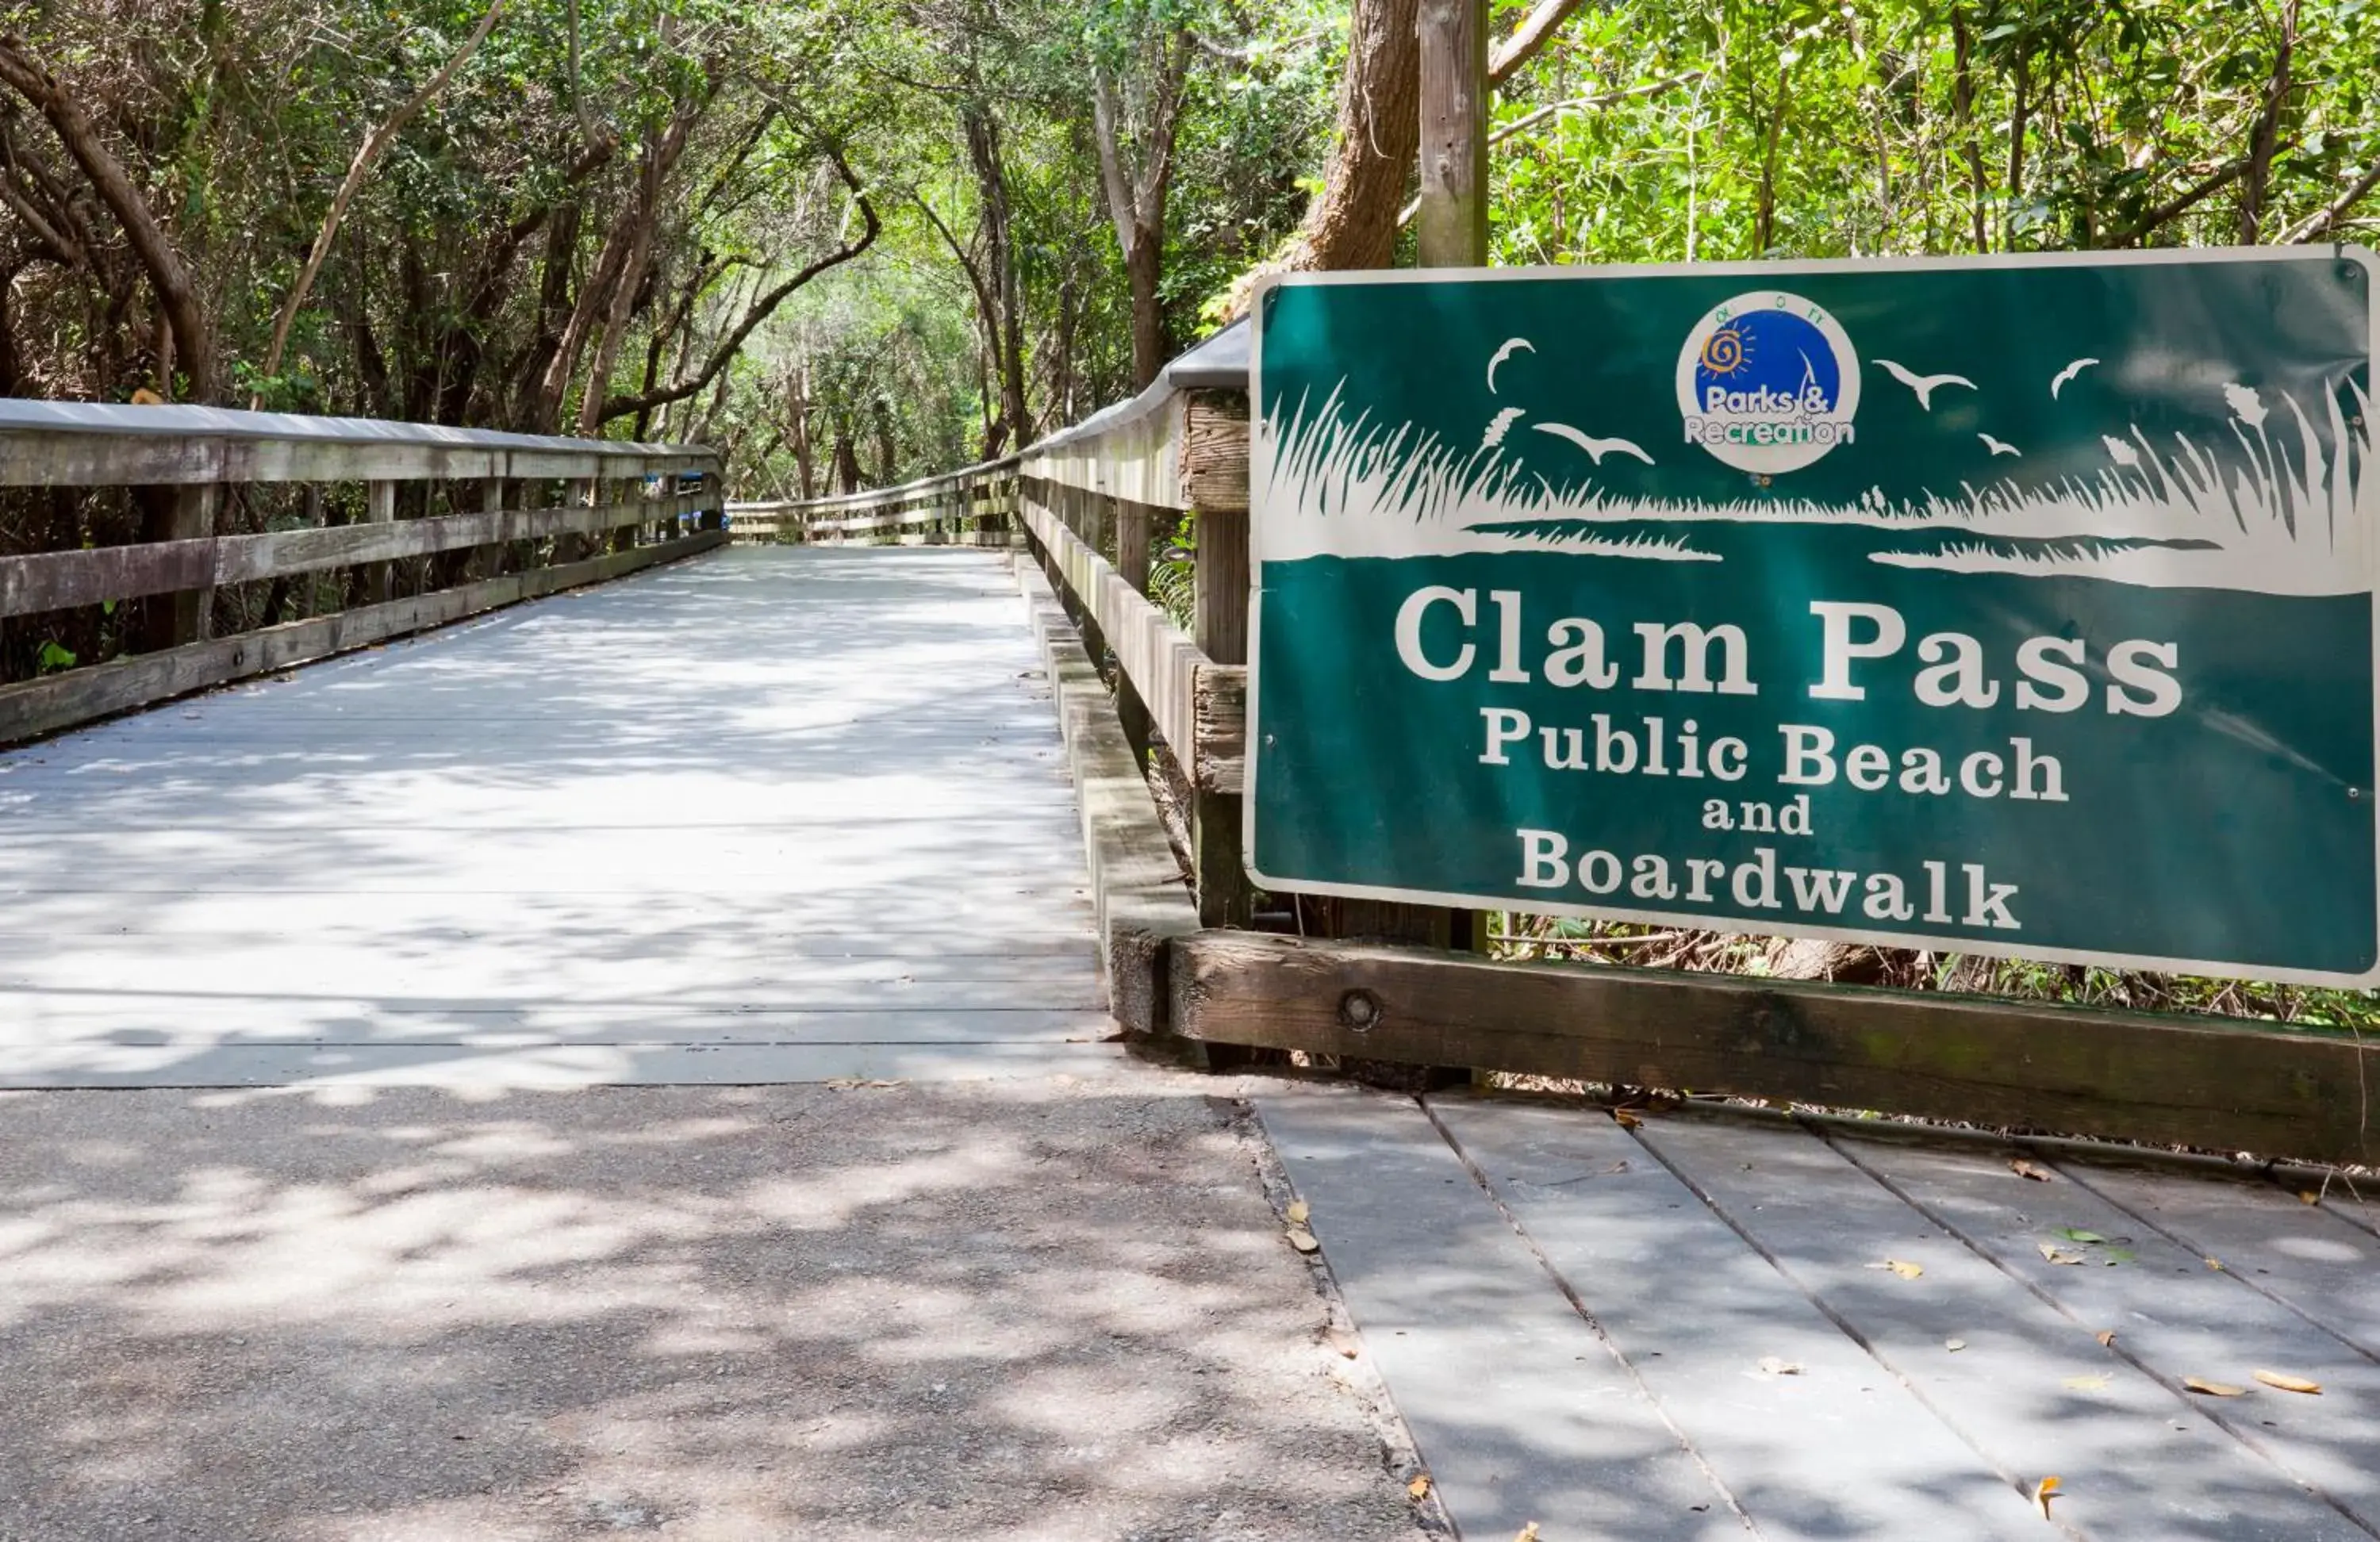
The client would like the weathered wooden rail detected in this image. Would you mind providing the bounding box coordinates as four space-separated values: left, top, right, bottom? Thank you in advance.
0 401 722 744
766 323 2380 1168
726 469 1017 547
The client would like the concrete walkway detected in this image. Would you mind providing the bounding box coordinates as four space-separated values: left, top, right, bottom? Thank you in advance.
0 1080 1421 1540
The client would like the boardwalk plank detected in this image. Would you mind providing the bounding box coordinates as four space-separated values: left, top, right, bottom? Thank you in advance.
0 547 1110 1088
2056 1159 2380 1365
1629 1114 2363 1541
1255 1090 1745 1542
1835 1127 2380 1533
1428 1098 2034 1540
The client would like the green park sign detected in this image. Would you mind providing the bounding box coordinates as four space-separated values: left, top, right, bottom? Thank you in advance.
1244 251 2379 984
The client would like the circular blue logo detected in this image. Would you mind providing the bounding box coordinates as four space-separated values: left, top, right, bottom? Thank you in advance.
1676 291 1861 474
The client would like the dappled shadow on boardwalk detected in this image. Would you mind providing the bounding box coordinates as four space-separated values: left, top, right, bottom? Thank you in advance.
0 1082 1419 1540
0 549 1112 1083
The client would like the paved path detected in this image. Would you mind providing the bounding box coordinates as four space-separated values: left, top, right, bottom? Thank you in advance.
1265 1086 2380 1542
0 546 1114 1088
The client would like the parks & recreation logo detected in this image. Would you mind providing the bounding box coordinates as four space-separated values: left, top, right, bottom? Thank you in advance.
1676 291 1861 474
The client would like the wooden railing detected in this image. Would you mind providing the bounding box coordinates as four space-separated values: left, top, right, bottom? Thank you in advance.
0 401 723 744
756 326 2379 1167
726 466 1018 547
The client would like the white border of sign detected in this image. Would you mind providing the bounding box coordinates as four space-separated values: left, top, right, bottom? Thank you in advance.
1242 245 2380 988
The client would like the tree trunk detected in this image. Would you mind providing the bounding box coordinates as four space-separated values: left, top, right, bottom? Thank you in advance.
870 397 896 485
963 104 1033 445
0 37 215 398
2239 0 2297 243
1282 0 1421 272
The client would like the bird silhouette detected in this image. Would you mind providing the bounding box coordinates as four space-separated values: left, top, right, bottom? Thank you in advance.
2050 357 2100 399
1873 359 1976 410
1534 421 1653 466
1487 337 1535 395
1978 433 2021 457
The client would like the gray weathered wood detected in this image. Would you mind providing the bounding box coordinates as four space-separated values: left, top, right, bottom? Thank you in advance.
1189 485 1251 929
2055 1156 2380 1364
1016 557 1198 1034
0 399 716 488
1192 662 1245 794
1168 930 2380 1165
1113 501 1154 762
0 495 678 618
1430 1098 2036 1538
1015 477 1207 765
1416 0 1489 267
0 531 725 746
0 546 1110 1087
1255 1090 1739 1539
1837 1128 2380 1530
1179 393 1249 516
1620 1110 2371 1541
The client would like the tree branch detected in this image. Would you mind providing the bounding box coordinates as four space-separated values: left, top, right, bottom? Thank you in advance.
255 0 508 401
1487 0 1584 86
598 150 880 424
2283 162 2380 243
0 34 212 397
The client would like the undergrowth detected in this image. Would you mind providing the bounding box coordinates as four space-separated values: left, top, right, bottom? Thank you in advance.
1489 912 2380 1034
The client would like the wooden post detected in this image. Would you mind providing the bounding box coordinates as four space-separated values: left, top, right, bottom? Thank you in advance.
1114 501 1153 763
364 480 395 604
1416 0 1488 268
1188 400 1253 930
132 484 220 648
474 475 506 579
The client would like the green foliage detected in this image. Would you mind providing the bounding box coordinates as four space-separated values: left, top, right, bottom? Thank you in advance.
1489 0 2380 267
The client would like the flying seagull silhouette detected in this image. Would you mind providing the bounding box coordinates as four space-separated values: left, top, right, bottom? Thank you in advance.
1534 421 1653 466
1873 359 1976 410
2050 357 2100 399
1978 433 2021 457
1487 337 1535 394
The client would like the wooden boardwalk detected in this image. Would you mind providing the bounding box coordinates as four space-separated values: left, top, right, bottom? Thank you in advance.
1265 1087 2380 1542
0 546 1119 1087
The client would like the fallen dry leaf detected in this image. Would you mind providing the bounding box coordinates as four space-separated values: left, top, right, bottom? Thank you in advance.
1613 1109 1643 1130
1756 1356 1803 1376
1286 1199 1311 1226
1944 1338 1968 1352
1867 1258 1924 1279
2033 1475 2061 1521
2037 1243 2086 1266
824 1078 906 1091
1285 1227 1321 1255
2062 1373 2112 1392
2300 1190 2322 1205
2205 1257 2226 1272
1514 1527 1542 1542
2183 1376 2247 1398
2095 1330 2117 1348
1407 1475 1432 1501
2010 1158 2054 1182
2254 1369 2323 1394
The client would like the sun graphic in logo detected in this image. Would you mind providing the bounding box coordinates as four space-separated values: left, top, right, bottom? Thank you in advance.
1699 324 1752 378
